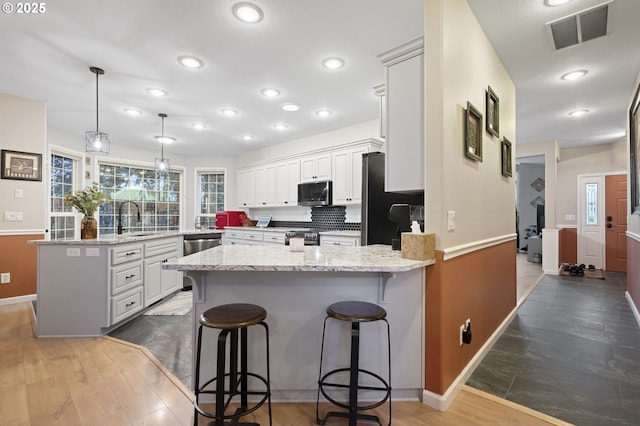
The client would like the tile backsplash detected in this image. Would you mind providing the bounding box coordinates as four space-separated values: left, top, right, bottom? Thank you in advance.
271 206 359 231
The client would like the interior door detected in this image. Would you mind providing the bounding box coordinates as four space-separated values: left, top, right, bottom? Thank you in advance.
578 175 604 268
605 174 628 272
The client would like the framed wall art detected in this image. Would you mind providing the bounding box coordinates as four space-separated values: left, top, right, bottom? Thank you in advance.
630 83 640 215
501 138 512 177
486 86 499 138
465 101 483 162
1 149 42 181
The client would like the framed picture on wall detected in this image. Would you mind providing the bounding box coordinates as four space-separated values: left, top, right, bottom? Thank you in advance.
486 86 500 138
630 83 640 215
501 138 512 177
1 149 42 181
465 101 483 162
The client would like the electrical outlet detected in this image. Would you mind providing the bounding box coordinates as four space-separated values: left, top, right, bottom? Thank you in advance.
0 273 10 284
460 318 472 346
459 323 465 346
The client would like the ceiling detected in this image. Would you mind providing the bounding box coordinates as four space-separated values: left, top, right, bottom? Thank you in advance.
1 0 639 158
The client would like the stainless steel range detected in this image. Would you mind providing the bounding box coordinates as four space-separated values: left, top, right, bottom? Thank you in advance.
284 230 320 246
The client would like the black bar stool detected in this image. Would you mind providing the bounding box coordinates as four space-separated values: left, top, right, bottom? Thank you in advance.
194 303 272 426
316 301 391 426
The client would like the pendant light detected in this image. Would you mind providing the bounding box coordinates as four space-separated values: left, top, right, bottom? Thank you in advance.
154 113 171 175
85 66 111 154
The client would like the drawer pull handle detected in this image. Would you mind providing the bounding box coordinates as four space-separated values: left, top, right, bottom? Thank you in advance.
125 274 135 280
125 251 137 256
125 301 136 308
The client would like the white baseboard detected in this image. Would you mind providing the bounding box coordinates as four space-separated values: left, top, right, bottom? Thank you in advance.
0 294 36 307
421 305 519 411
626 291 640 328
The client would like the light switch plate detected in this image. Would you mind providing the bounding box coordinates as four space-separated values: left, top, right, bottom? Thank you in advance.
66 248 81 257
0 273 9 284
85 248 100 257
447 211 456 231
15 189 23 199
3 211 23 222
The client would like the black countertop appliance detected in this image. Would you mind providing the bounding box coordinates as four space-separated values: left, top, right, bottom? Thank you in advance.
361 152 424 246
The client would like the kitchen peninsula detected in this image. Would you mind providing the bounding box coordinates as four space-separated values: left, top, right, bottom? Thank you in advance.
164 244 433 401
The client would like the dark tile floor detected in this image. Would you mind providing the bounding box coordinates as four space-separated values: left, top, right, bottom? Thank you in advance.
109 301 193 388
467 271 640 426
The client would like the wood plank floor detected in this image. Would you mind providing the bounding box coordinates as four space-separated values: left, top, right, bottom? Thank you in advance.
0 302 571 425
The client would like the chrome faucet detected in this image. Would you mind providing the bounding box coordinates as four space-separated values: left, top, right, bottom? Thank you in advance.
117 201 141 234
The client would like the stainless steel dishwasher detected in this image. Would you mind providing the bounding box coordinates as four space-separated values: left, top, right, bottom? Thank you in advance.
182 232 222 289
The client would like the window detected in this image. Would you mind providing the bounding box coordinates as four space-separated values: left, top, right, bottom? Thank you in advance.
99 163 182 235
585 183 598 225
50 153 77 240
197 170 225 228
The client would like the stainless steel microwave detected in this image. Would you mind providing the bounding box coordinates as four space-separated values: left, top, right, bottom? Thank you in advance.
297 180 332 206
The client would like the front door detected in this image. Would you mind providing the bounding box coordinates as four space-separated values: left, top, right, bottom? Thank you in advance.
578 175 604 268
605 174 628 272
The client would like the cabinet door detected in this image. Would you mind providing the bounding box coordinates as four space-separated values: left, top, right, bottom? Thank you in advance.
160 255 181 295
276 160 300 206
300 154 332 182
255 164 276 207
348 146 367 204
300 156 317 182
386 53 424 192
332 149 350 204
237 168 256 208
144 257 163 306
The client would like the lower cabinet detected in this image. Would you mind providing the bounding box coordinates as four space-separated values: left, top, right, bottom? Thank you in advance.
143 237 182 307
320 235 361 246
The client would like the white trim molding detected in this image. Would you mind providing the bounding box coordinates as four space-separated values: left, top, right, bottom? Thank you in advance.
0 229 46 236
0 294 36 307
627 231 640 244
422 305 519 411
442 233 516 261
626 291 640 328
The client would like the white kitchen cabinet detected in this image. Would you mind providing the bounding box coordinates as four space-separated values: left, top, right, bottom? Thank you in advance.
237 168 256 208
276 159 300 207
379 36 424 192
320 235 361 246
332 146 368 205
263 231 287 245
242 229 264 245
223 228 244 245
300 153 331 182
109 243 144 325
255 164 276 207
143 237 182 307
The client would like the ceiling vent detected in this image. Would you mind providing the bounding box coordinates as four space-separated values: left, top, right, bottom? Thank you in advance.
547 2 611 50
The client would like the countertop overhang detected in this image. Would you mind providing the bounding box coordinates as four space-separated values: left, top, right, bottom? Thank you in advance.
163 244 434 273
28 230 223 245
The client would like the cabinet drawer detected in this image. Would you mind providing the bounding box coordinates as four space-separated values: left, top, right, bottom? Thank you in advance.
111 262 143 296
226 238 243 245
263 233 286 245
225 230 244 239
111 244 143 265
320 236 359 246
145 237 179 257
111 286 143 325
243 231 264 243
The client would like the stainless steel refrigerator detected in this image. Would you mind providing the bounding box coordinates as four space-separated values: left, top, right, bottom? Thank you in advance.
361 152 424 245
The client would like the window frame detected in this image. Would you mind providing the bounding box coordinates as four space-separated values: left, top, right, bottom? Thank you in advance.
48 145 85 240
194 167 228 221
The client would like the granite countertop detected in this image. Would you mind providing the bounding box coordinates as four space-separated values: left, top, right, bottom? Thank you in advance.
224 226 311 233
163 244 434 273
28 229 223 245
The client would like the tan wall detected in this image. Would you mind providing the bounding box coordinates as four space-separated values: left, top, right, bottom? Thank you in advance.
0 234 41 298
423 0 517 396
425 241 516 394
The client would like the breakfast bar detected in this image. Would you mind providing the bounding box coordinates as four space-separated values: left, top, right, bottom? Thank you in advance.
164 244 434 401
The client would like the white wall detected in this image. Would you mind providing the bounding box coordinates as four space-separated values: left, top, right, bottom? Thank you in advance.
0 93 47 233
424 0 516 249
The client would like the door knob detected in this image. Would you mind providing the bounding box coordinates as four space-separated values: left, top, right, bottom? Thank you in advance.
607 216 613 221
607 223 612 228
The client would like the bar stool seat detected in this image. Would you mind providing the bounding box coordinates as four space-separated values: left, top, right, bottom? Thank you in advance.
316 301 391 426
194 303 272 426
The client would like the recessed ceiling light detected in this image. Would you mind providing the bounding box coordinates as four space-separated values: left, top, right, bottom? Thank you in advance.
242 135 253 141
545 0 572 6
316 110 332 118
146 88 167 97
569 109 589 117
233 2 263 23
281 103 300 112
561 70 588 81
178 56 204 69
221 108 238 117
192 123 206 130
322 57 345 70
155 136 176 144
261 88 280 97
124 108 142 116
273 123 288 131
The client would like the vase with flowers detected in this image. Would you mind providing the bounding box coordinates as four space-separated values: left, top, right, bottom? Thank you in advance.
64 182 108 239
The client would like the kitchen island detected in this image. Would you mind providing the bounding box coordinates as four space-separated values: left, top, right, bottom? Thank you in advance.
164 244 433 401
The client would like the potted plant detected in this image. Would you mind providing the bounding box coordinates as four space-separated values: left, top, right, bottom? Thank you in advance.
64 182 108 239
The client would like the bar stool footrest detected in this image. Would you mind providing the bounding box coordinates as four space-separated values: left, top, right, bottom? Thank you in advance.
318 367 391 411
317 410 387 426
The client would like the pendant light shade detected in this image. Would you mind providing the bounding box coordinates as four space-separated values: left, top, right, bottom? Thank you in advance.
85 67 110 154
154 113 171 175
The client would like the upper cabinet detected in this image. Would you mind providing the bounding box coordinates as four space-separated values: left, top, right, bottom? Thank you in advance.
332 145 368 205
300 153 332 183
237 168 256 208
378 36 424 193
255 164 276 207
275 159 300 207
